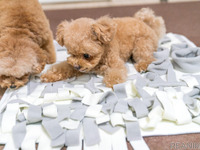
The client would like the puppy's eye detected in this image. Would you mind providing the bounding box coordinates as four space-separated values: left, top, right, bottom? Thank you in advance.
83 53 90 59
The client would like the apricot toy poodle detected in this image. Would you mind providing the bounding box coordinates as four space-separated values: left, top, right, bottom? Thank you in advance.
41 8 166 87
0 0 56 89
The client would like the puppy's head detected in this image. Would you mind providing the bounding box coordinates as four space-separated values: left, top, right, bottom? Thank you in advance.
56 16 117 73
0 36 43 89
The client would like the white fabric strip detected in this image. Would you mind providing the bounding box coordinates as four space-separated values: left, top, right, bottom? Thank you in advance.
1 103 19 133
60 119 80 130
167 91 192 124
0 89 15 113
130 139 150 150
98 128 112 150
84 141 99 150
43 104 58 118
156 91 176 121
180 76 199 88
95 113 110 125
82 93 104 106
21 125 43 150
85 104 102 118
111 127 128 150
3 136 18 150
139 106 163 129
110 113 124 127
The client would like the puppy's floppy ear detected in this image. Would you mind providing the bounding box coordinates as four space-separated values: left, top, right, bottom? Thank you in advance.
91 16 117 44
56 20 69 46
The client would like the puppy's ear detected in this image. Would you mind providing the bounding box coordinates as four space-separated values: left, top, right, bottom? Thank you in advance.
56 20 69 46
91 16 117 44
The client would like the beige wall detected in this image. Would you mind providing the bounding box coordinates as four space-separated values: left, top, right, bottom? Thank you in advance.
41 0 199 10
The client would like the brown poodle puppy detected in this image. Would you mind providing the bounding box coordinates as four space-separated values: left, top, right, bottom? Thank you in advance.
0 0 56 89
41 8 166 87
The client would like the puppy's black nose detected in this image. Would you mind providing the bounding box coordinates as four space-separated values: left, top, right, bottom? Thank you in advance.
74 65 81 70
10 84 17 89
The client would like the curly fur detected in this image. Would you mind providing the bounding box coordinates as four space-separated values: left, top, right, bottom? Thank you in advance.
0 0 56 89
41 8 166 88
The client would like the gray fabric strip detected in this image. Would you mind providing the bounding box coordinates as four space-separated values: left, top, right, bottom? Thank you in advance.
183 86 200 109
125 121 142 141
101 102 116 115
98 122 120 134
17 113 26 122
136 87 154 107
100 92 118 114
27 105 42 123
146 72 186 88
167 64 177 83
135 74 147 88
27 80 40 95
52 81 64 93
69 102 83 109
65 126 81 146
40 81 63 97
171 43 188 53
42 119 64 139
147 58 170 75
70 105 87 121
171 47 200 73
51 132 65 147
83 118 100 146
99 91 118 104
114 100 128 113
56 105 71 122
12 121 26 148
128 98 149 118
84 77 101 93
113 83 127 99
40 83 53 97
154 48 170 60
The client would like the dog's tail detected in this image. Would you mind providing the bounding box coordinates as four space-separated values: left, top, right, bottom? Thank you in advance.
134 8 166 39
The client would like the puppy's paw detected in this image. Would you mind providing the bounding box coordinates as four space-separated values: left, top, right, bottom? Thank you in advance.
40 71 63 82
134 61 149 72
33 64 45 74
103 69 126 88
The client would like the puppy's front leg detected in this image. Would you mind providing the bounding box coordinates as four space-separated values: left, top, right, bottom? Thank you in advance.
41 61 82 82
103 59 127 88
